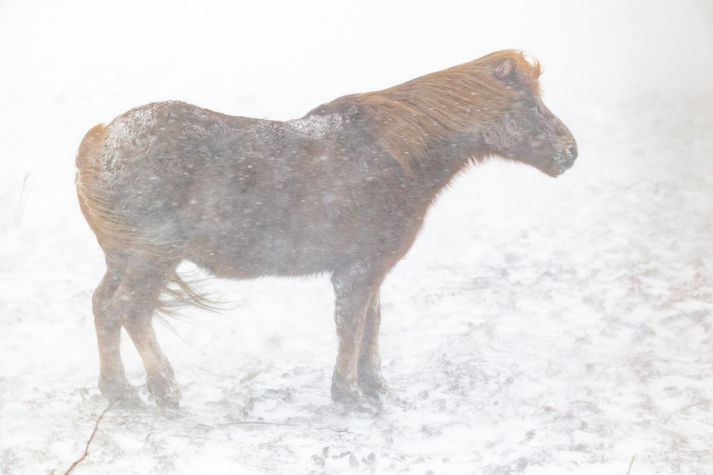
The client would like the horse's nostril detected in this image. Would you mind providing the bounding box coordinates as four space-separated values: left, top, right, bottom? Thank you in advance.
565 144 578 160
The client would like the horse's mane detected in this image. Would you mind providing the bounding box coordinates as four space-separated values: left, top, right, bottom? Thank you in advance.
350 50 542 167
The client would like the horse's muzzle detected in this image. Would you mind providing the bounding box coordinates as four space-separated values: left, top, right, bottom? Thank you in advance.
550 142 578 176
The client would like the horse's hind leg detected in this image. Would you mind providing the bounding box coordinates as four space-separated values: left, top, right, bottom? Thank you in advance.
358 290 388 397
113 257 181 409
93 254 137 402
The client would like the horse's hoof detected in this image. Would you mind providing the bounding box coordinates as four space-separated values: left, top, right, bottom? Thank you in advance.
361 390 384 414
331 382 381 415
147 369 181 409
99 376 141 406
359 371 389 397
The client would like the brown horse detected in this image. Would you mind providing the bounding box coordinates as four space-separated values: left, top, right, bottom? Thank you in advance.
76 50 577 410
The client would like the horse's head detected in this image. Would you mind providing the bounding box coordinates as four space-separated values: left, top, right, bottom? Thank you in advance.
481 55 577 177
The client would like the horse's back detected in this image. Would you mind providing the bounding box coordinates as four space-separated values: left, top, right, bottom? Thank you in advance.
77 98 409 276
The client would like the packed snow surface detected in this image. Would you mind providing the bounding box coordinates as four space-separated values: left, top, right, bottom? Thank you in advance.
1 97 712 474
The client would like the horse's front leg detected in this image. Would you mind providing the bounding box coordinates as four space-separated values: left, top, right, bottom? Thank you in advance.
358 290 388 398
330 264 382 410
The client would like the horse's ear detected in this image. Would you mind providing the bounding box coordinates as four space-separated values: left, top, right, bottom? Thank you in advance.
493 58 516 81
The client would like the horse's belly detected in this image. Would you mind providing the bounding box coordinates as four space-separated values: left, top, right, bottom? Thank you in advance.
185 224 338 278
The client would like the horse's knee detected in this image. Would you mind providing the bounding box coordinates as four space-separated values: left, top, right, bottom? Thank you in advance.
92 285 120 331
92 288 109 316
92 268 125 317
112 285 154 328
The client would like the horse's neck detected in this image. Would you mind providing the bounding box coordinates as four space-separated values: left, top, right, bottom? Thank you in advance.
407 131 488 205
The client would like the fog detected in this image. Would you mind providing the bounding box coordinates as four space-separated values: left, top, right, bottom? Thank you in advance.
1 1 712 474
1 1 711 117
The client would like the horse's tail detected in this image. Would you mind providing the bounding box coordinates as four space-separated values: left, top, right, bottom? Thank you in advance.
158 271 222 317
75 124 219 317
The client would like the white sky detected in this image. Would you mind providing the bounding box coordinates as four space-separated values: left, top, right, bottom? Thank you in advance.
1 0 711 126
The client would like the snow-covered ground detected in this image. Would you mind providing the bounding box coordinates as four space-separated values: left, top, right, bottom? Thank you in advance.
1 1 712 474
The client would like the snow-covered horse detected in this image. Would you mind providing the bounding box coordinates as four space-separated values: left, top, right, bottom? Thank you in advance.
76 50 577 410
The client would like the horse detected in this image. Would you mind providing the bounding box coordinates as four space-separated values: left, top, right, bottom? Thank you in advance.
76 50 577 410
